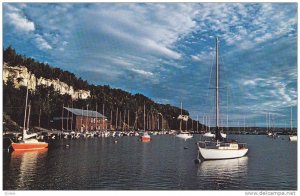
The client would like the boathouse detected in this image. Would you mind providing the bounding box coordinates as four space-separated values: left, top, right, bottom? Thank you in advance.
53 107 108 132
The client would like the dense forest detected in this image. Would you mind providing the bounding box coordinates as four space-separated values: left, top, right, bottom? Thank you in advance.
3 46 204 131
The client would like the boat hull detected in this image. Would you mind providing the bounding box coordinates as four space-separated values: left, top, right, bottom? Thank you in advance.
203 132 215 138
12 143 48 151
198 146 248 160
176 134 193 140
289 136 297 142
141 136 151 142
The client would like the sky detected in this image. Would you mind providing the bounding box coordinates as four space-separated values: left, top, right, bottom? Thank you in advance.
2 3 298 128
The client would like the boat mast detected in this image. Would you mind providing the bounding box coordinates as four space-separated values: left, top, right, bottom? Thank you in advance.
96 103 98 130
27 102 31 131
290 106 292 131
180 102 182 131
216 37 220 140
23 82 29 137
103 103 105 130
144 103 146 131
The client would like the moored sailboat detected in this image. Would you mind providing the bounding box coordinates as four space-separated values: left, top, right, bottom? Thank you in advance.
176 131 193 140
196 37 248 161
176 102 193 140
288 107 297 142
140 103 151 142
11 84 48 151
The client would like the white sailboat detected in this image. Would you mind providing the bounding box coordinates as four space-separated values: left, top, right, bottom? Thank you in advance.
176 131 193 140
176 102 193 140
196 37 248 161
288 107 297 142
203 132 227 138
141 103 151 142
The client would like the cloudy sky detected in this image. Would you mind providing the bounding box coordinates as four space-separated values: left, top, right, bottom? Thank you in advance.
3 3 297 127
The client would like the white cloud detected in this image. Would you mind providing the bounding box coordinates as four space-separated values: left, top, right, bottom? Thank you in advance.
196 3 296 50
131 68 153 77
240 74 296 113
143 39 181 60
35 34 52 50
6 11 35 32
78 4 198 60
191 50 213 62
4 4 56 51
242 78 265 86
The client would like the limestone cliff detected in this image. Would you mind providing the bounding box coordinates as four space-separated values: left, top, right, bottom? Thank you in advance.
3 63 90 100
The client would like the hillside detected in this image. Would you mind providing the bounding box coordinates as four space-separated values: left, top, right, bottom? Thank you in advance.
3 46 202 131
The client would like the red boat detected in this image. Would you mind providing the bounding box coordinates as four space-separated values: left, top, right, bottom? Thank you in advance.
141 132 151 142
11 139 48 151
11 83 48 151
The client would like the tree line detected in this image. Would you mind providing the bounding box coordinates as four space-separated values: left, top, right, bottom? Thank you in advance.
3 46 203 131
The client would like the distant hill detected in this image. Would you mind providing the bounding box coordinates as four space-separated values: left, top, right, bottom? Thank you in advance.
3 46 203 131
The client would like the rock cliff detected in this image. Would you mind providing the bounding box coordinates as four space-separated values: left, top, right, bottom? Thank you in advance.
3 63 90 100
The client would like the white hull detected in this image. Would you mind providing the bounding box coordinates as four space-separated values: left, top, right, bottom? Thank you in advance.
203 132 215 138
196 38 248 161
176 134 193 140
198 146 248 160
289 135 297 142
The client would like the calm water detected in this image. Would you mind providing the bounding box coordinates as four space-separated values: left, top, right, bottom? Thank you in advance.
3 135 297 190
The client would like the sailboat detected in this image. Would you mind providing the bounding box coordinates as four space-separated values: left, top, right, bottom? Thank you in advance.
196 37 248 160
141 103 151 142
288 107 297 142
11 84 48 151
176 102 193 140
202 115 226 139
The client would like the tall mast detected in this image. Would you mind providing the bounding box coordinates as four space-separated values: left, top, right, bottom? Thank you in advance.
216 37 219 128
67 105 69 130
128 110 130 130
23 82 29 134
180 102 182 131
96 103 98 130
290 106 292 131
196 115 199 132
71 101 73 131
216 37 220 140
103 103 105 130
62 103 64 131
27 102 31 131
116 107 118 130
110 109 112 129
144 103 146 131
266 113 268 132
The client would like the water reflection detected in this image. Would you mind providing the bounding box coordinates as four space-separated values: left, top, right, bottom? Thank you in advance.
11 149 48 189
197 157 248 189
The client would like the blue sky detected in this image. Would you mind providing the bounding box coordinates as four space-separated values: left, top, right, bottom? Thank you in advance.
3 3 297 128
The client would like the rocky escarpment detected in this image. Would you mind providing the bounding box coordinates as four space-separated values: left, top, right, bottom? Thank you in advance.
3 63 90 100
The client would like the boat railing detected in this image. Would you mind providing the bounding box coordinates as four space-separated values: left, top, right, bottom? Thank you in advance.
238 143 247 149
198 141 247 149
